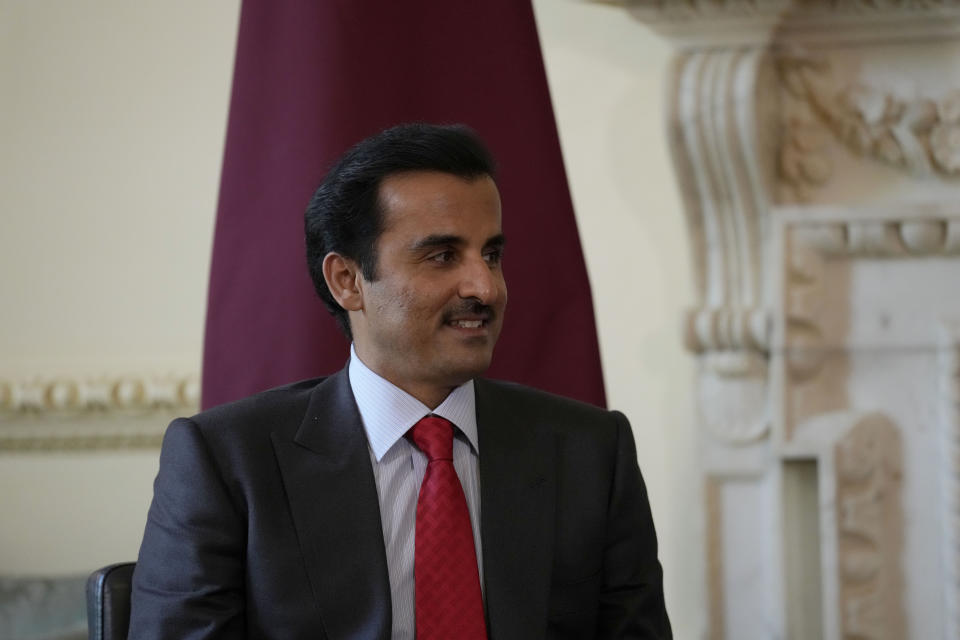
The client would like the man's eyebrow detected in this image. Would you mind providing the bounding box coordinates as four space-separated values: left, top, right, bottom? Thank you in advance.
409 234 464 252
409 233 506 252
484 234 506 249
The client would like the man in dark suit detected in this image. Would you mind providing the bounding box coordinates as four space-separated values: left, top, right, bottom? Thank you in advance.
130 123 671 639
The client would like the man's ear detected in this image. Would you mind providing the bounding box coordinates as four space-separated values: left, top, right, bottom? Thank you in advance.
322 252 364 312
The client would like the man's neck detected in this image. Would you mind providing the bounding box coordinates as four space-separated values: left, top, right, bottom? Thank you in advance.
350 345 457 409
348 347 480 461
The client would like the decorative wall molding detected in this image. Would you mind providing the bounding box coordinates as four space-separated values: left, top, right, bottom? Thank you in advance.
0 373 199 416
779 113 833 202
783 233 828 382
782 212 960 355
627 0 960 48
834 414 905 640
779 54 960 201
780 224 856 442
938 321 960 640
630 0 785 21
779 211 960 440
632 0 960 19
0 428 164 452
791 217 960 256
0 372 198 451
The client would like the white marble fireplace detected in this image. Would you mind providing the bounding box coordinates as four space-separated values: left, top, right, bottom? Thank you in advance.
627 1 960 637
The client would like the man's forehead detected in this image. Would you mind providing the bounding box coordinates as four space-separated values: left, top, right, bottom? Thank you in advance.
377 171 501 233
378 170 497 199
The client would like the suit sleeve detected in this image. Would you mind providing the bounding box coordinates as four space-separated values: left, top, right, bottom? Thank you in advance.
596 411 672 639
129 418 246 639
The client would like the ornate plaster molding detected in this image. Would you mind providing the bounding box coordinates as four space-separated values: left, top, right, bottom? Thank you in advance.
632 0 960 20
779 55 960 200
0 373 199 415
791 217 960 256
783 227 832 383
0 428 164 451
834 414 906 640
938 321 960 639
782 212 960 386
627 0 960 47
779 212 960 439
685 306 770 354
779 223 855 443
0 372 198 451
667 47 777 444
669 48 777 343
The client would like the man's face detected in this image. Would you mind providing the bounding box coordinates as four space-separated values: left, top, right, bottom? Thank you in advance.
350 170 507 406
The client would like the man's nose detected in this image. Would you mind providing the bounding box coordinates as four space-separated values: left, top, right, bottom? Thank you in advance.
458 255 500 303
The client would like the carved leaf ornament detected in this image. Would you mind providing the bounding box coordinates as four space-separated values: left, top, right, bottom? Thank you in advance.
779 55 960 198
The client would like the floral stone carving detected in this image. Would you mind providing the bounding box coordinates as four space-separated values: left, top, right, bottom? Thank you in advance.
778 55 960 199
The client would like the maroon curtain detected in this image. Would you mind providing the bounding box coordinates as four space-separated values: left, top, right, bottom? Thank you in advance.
202 0 606 409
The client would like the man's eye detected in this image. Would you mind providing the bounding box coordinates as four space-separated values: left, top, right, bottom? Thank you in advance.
483 249 503 265
428 251 454 264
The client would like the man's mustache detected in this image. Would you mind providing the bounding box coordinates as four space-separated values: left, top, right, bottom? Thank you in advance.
442 300 494 322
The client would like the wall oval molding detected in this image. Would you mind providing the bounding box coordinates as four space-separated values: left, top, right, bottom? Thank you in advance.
0 373 199 415
0 372 199 451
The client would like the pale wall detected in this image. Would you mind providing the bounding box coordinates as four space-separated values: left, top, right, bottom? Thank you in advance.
0 0 700 634
532 3 701 636
0 0 240 576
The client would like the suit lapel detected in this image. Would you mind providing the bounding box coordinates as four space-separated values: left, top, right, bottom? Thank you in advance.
476 380 556 640
271 369 391 640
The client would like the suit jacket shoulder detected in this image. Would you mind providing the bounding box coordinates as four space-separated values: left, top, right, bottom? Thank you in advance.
188 376 327 441
473 377 672 640
131 370 393 640
476 376 620 418
474 377 627 454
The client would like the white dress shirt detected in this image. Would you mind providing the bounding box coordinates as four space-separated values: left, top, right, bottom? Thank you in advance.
348 345 483 640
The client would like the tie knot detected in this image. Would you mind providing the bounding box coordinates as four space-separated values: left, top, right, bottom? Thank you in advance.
409 415 454 461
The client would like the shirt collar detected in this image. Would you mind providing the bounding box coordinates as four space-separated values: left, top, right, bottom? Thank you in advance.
348 344 478 461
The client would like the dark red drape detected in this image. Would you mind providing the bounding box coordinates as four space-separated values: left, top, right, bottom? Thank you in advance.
202 0 606 409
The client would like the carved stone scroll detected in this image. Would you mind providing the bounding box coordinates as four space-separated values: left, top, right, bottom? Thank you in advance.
669 48 776 326
669 47 778 444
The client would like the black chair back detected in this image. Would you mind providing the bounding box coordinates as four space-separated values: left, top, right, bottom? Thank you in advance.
86 562 135 640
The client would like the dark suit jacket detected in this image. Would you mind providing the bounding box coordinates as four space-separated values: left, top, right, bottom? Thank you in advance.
129 369 671 639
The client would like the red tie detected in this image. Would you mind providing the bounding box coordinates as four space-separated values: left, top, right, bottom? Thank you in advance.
408 415 487 640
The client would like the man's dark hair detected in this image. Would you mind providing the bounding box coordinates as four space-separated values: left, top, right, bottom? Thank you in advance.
305 122 497 339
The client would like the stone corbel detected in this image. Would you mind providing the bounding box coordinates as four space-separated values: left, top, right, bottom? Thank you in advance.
664 41 780 444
